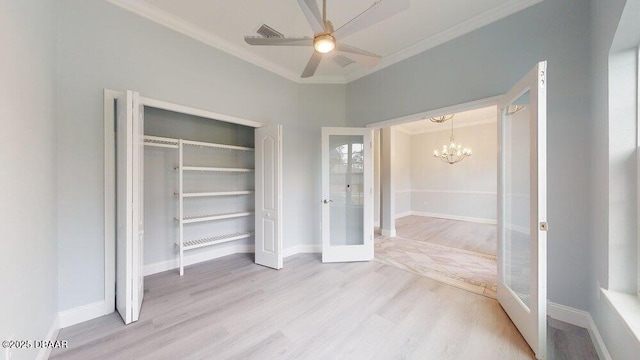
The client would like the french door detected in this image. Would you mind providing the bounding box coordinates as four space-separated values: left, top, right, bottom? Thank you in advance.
116 90 144 324
497 61 547 359
321 127 374 262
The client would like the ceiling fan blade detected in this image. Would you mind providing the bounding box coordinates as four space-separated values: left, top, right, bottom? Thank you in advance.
244 36 313 46
297 0 326 34
332 0 410 40
335 43 381 67
301 51 323 78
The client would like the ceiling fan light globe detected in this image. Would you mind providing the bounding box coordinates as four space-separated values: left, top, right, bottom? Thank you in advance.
314 34 336 53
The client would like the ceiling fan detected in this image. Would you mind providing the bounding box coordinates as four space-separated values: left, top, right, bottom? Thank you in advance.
244 0 410 78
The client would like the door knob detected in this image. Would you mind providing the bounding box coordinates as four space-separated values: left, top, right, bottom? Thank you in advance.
323 199 334 204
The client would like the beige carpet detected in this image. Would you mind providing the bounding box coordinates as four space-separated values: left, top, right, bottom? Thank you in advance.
375 234 497 298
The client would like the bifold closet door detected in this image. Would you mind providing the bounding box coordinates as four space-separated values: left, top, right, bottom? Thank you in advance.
116 90 145 324
254 124 283 269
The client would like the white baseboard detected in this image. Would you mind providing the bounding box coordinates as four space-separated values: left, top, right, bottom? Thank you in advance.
409 211 497 225
547 302 611 360
144 244 254 276
395 211 412 219
58 300 110 328
283 244 321 257
380 228 397 237
35 316 60 360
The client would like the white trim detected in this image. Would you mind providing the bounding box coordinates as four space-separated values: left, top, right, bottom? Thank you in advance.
411 189 497 196
395 211 412 219
367 96 501 129
395 189 412 194
380 229 397 237
395 118 497 135
547 302 590 328
106 0 541 84
393 126 412 135
144 244 255 276
103 89 120 318
374 220 380 227
35 316 60 360
410 211 497 225
345 0 543 83
636 46 640 299
141 96 265 128
58 301 110 328
601 289 640 347
283 244 321 257
547 302 612 360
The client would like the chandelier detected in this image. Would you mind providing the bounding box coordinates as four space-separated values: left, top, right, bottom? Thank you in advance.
429 114 455 123
433 116 472 164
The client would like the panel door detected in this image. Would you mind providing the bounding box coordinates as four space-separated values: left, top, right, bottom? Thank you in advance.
255 124 283 269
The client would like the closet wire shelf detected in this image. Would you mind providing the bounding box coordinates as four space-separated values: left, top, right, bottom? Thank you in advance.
144 135 179 149
183 232 254 250
178 211 254 224
178 166 254 172
178 191 254 198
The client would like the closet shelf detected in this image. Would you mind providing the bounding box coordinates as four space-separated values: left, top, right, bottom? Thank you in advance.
144 135 179 148
178 191 254 198
178 211 254 224
179 166 254 173
182 139 254 152
183 232 254 250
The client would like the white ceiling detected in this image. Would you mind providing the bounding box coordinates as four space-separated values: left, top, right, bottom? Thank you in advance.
395 105 496 134
108 0 541 84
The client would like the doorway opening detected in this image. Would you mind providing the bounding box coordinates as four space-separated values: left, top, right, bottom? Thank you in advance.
372 103 499 298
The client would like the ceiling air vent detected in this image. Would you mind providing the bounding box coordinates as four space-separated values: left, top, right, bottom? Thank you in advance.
332 55 355 67
256 24 284 38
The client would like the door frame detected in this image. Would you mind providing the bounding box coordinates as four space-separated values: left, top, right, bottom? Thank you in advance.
321 127 374 262
366 95 501 232
103 89 266 317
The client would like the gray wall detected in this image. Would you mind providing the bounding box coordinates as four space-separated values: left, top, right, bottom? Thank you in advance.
589 0 640 358
347 0 592 310
0 1 58 359
56 0 345 311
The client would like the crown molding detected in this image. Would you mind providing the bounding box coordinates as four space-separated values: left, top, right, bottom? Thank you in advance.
343 0 543 82
107 0 542 85
106 0 348 84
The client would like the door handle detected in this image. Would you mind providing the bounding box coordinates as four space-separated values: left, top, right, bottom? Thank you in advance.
323 199 334 204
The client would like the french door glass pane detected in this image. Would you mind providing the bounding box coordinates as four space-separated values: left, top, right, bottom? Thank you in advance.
329 135 364 246
503 90 531 307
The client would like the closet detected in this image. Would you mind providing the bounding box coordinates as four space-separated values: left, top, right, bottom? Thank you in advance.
115 90 282 324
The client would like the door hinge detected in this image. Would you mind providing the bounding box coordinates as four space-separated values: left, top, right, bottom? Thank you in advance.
539 222 548 231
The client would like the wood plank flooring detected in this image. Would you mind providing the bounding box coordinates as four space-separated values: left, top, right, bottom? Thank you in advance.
395 216 497 256
51 253 536 360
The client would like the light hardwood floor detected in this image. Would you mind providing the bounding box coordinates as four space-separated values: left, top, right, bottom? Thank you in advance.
395 216 497 256
52 253 536 360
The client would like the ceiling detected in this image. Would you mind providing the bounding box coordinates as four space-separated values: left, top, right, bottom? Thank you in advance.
108 0 541 84
395 105 496 135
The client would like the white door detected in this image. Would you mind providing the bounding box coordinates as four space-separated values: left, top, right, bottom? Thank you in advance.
321 127 374 262
497 61 547 359
254 124 283 269
116 90 145 324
